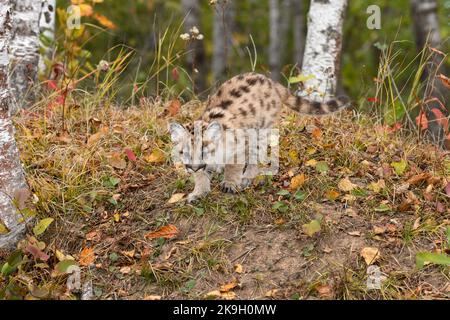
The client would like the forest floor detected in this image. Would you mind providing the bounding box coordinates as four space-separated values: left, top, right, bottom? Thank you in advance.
1 97 450 300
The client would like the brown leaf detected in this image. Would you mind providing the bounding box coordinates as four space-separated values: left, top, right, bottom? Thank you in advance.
437 74 450 89
406 173 430 186
79 247 95 266
234 264 244 274
145 225 179 240
316 284 333 299
87 126 108 145
108 152 127 169
338 178 357 192
26 244 49 262
167 193 185 204
145 149 165 163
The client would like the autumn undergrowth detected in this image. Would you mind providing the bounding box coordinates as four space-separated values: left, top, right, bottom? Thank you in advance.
2 35 450 299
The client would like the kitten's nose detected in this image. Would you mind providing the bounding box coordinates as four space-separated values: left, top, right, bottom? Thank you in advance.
186 164 206 172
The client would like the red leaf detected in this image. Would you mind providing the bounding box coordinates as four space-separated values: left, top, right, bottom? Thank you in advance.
124 148 137 162
416 112 428 130
430 108 448 130
367 97 379 103
25 244 49 262
387 122 402 133
171 68 180 82
47 80 58 91
168 99 182 116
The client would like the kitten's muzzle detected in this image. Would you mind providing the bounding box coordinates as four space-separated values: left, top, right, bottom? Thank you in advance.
186 163 207 172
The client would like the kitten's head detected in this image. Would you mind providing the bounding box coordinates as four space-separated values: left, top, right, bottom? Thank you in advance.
168 121 222 173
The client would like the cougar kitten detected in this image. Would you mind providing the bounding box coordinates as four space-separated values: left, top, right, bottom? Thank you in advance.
169 72 349 203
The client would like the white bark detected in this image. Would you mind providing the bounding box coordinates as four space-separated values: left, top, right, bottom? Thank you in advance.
292 0 305 68
9 0 41 114
212 0 235 83
38 0 56 74
300 0 348 99
269 0 281 81
0 1 30 249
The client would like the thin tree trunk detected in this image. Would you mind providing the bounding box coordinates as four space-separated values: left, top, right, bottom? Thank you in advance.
0 1 30 249
38 0 56 75
181 0 207 95
300 0 348 100
410 0 448 147
292 0 305 68
9 0 41 114
269 0 281 81
212 0 235 83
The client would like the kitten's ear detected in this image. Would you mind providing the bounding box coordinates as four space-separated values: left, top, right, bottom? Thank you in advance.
204 121 222 141
168 122 187 143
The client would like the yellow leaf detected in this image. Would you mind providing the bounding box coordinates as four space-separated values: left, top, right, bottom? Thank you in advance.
219 279 239 292
144 295 162 300
78 4 93 17
145 149 165 163
305 159 317 167
369 179 386 193
0 222 9 234
167 193 185 204
234 264 243 274
290 173 306 190
338 178 357 192
361 247 380 265
79 247 95 266
325 189 340 201
113 213 120 222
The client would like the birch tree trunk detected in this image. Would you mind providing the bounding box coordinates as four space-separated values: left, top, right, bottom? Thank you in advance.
38 0 56 74
0 1 30 249
269 0 281 81
9 0 41 114
300 0 348 100
410 0 448 147
181 0 207 95
292 0 305 68
212 0 235 83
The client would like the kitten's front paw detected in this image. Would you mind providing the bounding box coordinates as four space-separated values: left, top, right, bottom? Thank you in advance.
240 178 253 189
187 193 200 204
220 181 238 194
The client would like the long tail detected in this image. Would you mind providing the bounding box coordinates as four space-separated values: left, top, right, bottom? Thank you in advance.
275 83 350 116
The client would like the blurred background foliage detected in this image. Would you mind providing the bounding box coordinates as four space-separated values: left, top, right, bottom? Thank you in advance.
54 0 450 102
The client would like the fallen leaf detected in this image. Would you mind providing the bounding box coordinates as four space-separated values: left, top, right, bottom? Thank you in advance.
234 264 243 274
87 127 108 145
145 149 165 163
79 247 95 266
391 160 408 176
361 247 380 265
348 231 361 237
338 178 357 192
325 189 340 201
302 219 321 237
316 284 333 299
124 148 137 162
205 290 236 300
407 173 429 186
119 266 131 274
265 289 280 298
373 226 386 235
219 279 239 292
25 244 49 262
413 217 421 230
86 231 100 241
144 295 162 300
167 193 185 204
108 153 127 169
121 249 135 258
145 225 179 240
290 173 307 190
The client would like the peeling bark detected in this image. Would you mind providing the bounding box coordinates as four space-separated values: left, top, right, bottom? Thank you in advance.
9 0 41 114
0 1 30 249
300 0 348 100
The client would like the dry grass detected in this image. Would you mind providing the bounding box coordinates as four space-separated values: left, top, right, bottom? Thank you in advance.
1 92 449 300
